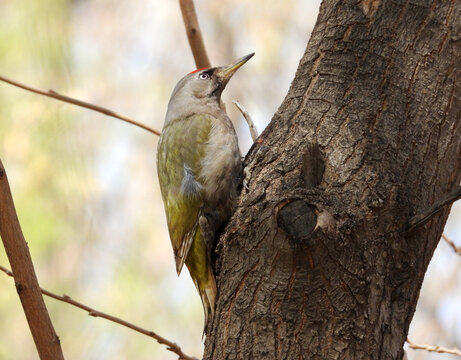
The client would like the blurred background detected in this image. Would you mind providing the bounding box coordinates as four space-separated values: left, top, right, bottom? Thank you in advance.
0 0 459 359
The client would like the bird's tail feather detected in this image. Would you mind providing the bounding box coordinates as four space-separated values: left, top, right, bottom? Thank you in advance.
192 266 217 336
185 219 217 336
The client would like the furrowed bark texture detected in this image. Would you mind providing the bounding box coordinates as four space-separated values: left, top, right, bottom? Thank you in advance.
204 1 461 359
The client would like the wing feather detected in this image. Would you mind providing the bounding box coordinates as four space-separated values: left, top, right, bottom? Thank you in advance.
157 114 213 274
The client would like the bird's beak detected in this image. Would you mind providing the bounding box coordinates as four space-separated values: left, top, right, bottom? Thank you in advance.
216 53 255 84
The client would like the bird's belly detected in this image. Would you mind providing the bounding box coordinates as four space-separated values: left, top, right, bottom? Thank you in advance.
200 126 241 205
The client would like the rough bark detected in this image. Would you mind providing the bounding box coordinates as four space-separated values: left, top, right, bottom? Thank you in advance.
204 1 461 359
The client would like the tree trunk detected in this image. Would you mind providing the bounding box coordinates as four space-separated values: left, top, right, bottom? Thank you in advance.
204 1 461 359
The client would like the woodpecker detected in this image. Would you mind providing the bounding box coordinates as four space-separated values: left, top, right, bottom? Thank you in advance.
157 53 254 332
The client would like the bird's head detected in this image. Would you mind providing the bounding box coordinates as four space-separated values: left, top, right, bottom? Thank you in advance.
166 53 254 121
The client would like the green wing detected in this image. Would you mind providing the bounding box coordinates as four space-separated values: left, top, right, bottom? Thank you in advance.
157 113 213 274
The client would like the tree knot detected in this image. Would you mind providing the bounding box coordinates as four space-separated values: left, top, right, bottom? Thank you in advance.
277 199 317 244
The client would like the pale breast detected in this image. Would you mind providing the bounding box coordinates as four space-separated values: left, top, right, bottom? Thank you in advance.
199 115 241 206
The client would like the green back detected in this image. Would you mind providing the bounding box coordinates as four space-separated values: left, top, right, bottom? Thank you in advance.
157 113 213 267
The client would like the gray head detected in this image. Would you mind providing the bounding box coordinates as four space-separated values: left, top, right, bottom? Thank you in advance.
165 53 254 123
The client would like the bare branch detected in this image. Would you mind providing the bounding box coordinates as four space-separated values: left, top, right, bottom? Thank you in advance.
0 160 64 360
407 338 461 357
179 0 211 68
0 264 13 276
442 233 461 256
407 185 461 232
0 265 198 360
0 75 160 136
232 100 259 142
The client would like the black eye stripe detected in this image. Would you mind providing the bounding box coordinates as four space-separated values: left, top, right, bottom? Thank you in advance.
200 68 216 77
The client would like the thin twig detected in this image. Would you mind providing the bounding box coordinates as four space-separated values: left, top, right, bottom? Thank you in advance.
0 75 160 136
407 338 461 357
179 0 211 68
442 233 461 255
0 161 64 360
407 185 461 232
0 265 198 360
0 265 13 276
232 100 258 142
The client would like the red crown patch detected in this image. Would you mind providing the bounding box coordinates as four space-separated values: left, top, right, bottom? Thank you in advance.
189 67 208 74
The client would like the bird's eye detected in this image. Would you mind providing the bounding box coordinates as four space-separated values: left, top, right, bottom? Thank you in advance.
199 73 209 80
